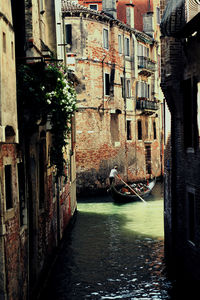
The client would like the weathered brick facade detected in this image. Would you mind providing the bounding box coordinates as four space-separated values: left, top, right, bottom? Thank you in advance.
0 1 77 299
161 0 200 280
63 0 164 195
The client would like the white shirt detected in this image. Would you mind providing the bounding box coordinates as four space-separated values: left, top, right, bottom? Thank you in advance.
109 168 118 178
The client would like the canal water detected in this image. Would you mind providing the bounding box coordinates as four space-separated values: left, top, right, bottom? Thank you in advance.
40 182 177 300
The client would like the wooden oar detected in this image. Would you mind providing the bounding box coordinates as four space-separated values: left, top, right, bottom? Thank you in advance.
118 177 147 204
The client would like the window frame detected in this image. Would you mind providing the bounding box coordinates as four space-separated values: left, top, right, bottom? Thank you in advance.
104 72 110 96
126 79 131 98
65 24 72 46
103 28 109 50
124 37 130 57
118 34 122 54
127 120 132 140
153 121 157 139
137 120 142 140
136 81 150 99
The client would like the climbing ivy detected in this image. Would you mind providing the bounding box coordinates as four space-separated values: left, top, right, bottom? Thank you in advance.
17 62 77 176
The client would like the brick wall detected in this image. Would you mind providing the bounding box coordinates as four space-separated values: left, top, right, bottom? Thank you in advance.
64 7 163 195
161 0 200 280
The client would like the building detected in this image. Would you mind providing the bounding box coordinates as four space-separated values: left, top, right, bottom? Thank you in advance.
0 0 77 299
161 0 200 280
0 1 20 299
62 0 164 195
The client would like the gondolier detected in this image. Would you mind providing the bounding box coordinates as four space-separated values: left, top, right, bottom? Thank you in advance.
109 165 118 185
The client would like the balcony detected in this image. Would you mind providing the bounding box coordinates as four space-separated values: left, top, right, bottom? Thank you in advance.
138 56 156 77
136 97 159 115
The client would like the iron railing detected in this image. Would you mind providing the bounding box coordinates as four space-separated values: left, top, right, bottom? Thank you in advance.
138 56 156 72
136 98 159 111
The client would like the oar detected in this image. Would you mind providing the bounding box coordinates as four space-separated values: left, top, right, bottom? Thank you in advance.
118 177 147 204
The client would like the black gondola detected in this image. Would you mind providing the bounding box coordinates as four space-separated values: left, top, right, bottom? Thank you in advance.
110 178 156 203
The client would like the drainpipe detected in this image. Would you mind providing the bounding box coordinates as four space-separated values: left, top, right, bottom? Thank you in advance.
62 14 67 67
123 31 128 181
102 55 106 113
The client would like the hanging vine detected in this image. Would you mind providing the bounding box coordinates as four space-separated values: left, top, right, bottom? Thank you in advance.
17 62 77 176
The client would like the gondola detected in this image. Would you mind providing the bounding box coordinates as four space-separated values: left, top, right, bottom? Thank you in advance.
110 178 156 203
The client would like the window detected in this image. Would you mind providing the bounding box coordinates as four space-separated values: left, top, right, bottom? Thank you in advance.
124 37 130 56
89 4 98 10
3 32 6 53
104 73 110 96
5 165 13 210
137 43 149 57
126 79 131 98
145 145 151 175
18 162 26 226
136 81 150 98
110 65 115 96
103 28 109 49
153 121 157 139
118 35 122 54
65 24 72 46
137 120 142 140
127 120 131 140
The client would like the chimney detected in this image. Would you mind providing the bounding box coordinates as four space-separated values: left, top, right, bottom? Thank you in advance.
143 11 154 37
102 0 117 19
126 1 135 28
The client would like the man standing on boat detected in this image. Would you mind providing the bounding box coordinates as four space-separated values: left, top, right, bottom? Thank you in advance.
109 166 119 185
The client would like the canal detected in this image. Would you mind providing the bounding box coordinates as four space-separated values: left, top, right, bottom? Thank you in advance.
39 182 177 299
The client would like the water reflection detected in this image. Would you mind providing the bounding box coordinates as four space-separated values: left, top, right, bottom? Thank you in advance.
40 182 175 300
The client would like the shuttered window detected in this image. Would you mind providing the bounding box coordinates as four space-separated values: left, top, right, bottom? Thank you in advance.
125 37 130 56
136 81 150 98
118 35 122 54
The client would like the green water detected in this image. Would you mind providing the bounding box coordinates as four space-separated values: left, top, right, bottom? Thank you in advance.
41 182 176 300
78 199 164 239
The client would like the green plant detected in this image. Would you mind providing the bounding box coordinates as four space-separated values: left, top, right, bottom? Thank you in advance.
17 62 77 176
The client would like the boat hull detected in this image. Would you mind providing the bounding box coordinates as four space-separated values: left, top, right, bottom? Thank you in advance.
110 179 156 203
